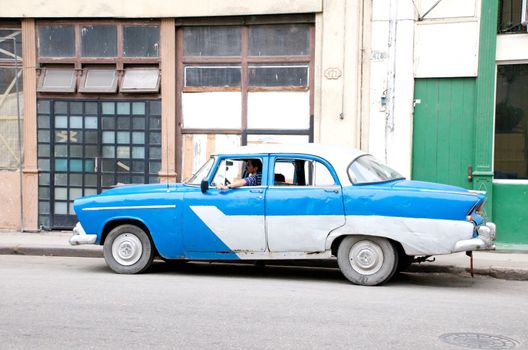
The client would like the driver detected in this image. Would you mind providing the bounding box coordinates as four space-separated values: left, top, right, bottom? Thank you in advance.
217 159 262 190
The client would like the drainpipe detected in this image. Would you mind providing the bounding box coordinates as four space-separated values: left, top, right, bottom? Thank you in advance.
385 0 398 163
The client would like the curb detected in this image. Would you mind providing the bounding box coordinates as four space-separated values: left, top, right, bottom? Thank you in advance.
0 245 103 258
408 264 528 281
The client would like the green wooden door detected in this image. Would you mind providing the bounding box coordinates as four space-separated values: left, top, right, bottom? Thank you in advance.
412 78 476 189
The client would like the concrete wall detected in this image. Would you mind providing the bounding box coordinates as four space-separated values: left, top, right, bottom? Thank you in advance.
368 0 415 178
315 0 364 148
0 0 322 18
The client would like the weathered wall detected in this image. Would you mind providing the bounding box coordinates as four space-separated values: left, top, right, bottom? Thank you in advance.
0 171 21 229
414 0 481 78
368 0 415 178
315 0 363 148
0 0 321 18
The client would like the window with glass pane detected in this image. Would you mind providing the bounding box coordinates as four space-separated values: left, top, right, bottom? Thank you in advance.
38 25 75 57
121 68 160 93
494 64 528 179
81 25 117 57
249 24 309 56
123 26 160 57
79 68 118 93
184 26 241 56
37 68 76 92
498 0 527 33
0 28 22 62
184 65 241 87
249 64 309 87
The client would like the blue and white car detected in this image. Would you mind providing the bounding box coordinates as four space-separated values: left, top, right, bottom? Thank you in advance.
70 144 496 286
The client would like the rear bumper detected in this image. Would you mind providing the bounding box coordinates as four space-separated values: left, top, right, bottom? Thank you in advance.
453 222 496 252
69 222 97 245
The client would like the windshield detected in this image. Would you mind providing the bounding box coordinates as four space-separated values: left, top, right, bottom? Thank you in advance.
347 155 404 184
185 157 215 185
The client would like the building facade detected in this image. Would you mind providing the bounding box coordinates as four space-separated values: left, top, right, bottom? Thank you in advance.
1 0 527 246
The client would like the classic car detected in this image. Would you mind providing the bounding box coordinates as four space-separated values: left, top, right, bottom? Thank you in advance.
70 144 496 286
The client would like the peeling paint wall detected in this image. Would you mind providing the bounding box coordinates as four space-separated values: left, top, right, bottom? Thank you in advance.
0 0 322 18
0 171 21 229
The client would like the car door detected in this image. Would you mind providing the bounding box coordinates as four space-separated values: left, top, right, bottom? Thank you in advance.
265 155 346 252
182 155 268 255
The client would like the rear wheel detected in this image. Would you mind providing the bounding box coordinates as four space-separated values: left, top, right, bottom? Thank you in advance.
337 236 399 286
103 224 154 274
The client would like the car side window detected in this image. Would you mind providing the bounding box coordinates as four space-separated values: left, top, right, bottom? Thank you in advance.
212 158 262 187
273 158 335 186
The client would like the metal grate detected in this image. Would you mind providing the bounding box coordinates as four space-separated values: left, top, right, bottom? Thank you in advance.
439 333 520 349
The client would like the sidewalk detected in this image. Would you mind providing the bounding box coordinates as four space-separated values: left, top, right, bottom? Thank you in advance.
0 230 527 281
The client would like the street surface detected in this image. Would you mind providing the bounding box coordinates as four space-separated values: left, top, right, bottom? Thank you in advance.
0 255 527 349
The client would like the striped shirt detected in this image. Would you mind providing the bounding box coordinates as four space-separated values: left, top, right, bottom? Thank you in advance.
244 172 262 186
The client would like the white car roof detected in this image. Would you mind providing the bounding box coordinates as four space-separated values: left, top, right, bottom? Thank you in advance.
214 143 368 186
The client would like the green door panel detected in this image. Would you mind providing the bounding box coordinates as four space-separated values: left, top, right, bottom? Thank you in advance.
492 183 528 244
412 78 476 189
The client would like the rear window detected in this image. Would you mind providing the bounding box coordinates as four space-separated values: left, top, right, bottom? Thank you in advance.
347 155 404 184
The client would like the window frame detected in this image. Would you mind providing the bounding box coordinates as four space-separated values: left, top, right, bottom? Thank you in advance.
269 154 340 188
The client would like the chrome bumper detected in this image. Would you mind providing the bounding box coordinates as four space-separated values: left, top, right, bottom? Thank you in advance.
453 222 496 252
69 222 97 245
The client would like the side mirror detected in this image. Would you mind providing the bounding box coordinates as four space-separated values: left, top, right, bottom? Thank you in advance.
200 178 209 193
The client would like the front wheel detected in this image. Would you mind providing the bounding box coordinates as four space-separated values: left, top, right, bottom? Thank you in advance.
337 236 399 286
103 224 154 274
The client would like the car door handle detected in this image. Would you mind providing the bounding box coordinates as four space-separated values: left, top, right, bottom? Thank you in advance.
249 189 263 193
324 188 339 193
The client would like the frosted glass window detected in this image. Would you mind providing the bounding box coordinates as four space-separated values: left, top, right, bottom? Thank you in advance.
70 160 83 172
117 103 130 115
69 188 83 200
184 66 241 87
81 25 117 57
121 68 160 93
117 132 130 144
182 92 241 129
38 68 76 93
117 146 130 158
102 132 115 144
132 147 145 159
38 25 75 57
249 65 309 87
184 26 241 56
132 132 145 144
79 69 118 93
54 159 67 171
85 117 98 129
123 26 160 57
132 102 145 115
54 202 68 214
54 145 68 157
247 91 310 129
102 102 115 115
69 116 82 129
249 24 309 56
103 146 115 158
55 187 68 200
55 116 68 128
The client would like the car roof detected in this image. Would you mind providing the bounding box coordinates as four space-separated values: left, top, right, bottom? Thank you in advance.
214 143 368 185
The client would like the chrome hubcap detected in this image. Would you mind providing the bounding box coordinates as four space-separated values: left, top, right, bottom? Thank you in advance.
112 233 142 266
349 240 384 275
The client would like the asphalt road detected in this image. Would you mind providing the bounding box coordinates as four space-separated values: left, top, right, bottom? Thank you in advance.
1 255 527 350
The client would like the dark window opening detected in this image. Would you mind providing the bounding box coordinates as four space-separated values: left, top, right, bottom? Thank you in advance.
494 64 528 179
